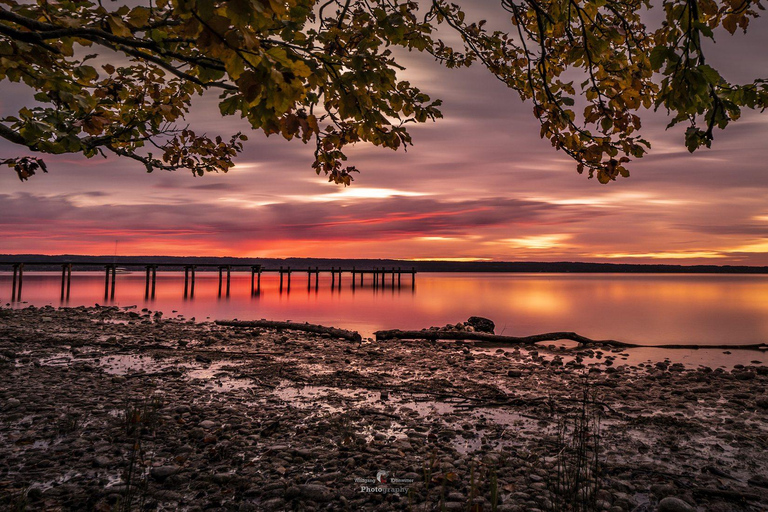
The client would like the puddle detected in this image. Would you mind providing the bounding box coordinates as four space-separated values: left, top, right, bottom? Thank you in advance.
97 354 165 374
271 382 542 453
37 353 76 367
478 344 765 370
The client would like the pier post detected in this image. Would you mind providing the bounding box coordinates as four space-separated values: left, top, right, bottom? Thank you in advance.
331 267 335 288
315 267 319 289
145 266 151 298
151 266 157 298
398 267 401 288
391 267 395 290
257 268 261 294
352 267 356 290
374 267 378 288
337 268 341 289
184 266 189 297
226 265 231 296
360 270 364 286
111 264 116 300
286 267 291 291
251 266 258 295
412 266 416 290
307 267 311 290
9 264 26 301
190 266 196 298
104 265 111 299
66 264 72 298
218 266 223 297
279 266 284 291
11 263 19 301
18 263 23 299
61 264 67 300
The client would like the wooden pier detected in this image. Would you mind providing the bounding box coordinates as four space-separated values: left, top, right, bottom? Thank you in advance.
1 261 416 301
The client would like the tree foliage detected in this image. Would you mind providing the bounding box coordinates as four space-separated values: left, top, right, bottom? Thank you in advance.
0 0 766 184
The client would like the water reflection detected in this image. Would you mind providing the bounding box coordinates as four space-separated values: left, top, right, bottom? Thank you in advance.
2 272 768 345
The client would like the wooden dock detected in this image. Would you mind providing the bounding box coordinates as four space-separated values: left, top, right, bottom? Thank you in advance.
1 261 416 301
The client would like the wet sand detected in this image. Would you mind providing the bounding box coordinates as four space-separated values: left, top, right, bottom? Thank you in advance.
1 305 767 511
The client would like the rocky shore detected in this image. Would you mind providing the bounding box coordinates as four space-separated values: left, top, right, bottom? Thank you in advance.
1 305 767 511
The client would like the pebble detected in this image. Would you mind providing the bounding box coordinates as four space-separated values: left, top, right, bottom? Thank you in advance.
287 484 334 502
150 465 179 482
93 456 110 468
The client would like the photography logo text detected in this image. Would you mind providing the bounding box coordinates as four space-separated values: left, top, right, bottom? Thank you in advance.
355 469 414 494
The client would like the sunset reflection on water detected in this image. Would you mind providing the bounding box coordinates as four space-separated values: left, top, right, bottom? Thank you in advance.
3 272 768 346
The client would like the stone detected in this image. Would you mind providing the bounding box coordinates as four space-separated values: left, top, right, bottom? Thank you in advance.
260 498 286 511
292 484 334 502
199 420 216 429
93 456 110 468
211 472 233 485
748 474 768 488
650 483 676 499
657 497 695 512
150 465 179 482
467 316 495 334
5 398 21 409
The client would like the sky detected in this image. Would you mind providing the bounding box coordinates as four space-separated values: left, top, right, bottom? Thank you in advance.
2 2 768 264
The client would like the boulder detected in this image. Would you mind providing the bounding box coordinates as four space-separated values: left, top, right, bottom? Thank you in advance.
466 316 495 334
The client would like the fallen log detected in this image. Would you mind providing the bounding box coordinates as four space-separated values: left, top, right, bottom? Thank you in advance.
373 329 768 351
374 329 631 347
216 320 362 342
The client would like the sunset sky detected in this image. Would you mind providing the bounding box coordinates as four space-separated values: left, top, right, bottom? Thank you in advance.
2 2 768 265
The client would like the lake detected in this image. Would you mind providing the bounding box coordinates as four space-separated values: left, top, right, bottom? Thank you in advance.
3 271 768 348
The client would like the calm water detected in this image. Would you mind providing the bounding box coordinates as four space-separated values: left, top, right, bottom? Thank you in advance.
2 272 768 348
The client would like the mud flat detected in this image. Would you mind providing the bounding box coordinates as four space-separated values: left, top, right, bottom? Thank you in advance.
1 305 767 511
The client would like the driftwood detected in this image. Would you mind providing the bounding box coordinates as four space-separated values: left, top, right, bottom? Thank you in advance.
373 329 768 351
216 319 362 342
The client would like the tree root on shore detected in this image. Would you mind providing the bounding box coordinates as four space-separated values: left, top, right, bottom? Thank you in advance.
374 329 768 351
216 319 362 342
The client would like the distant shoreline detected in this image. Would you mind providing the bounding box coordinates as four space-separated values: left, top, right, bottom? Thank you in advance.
1 254 768 274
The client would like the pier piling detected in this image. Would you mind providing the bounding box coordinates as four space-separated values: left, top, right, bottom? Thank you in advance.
251 266 260 295
60 264 67 300
60 263 72 300
11 263 23 301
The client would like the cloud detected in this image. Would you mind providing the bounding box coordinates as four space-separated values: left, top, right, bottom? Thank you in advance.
2 2 768 263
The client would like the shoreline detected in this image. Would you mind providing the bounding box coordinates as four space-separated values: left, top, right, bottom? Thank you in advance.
1 306 768 511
